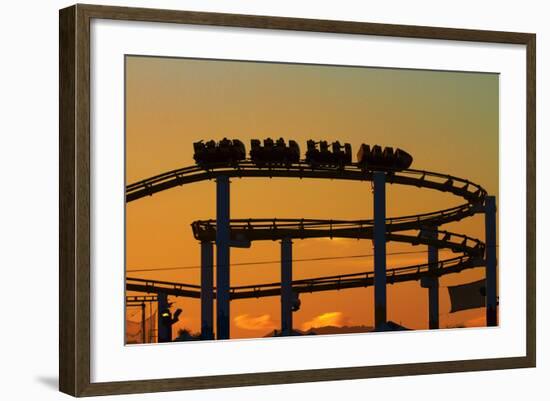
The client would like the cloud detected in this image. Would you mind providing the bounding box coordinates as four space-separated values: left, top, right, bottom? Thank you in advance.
234 314 277 331
301 312 351 330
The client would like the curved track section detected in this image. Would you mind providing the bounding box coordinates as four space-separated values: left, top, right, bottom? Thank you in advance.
192 218 484 252
187 218 485 298
229 255 484 299
126 161 489 302
126 162 487 205
126 254 484 300
127 278 201 298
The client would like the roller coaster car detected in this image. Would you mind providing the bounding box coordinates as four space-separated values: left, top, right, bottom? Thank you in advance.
305 140 319 164
287 140 300 163
231 139 246 160
332 141 352 165
193 141 206 155
193 140 208 164
193 138 246 167
357 143 413 171
249 137 300 167
394 148 413 170
305 140 352 168
250 139 262 161
264 137 274 150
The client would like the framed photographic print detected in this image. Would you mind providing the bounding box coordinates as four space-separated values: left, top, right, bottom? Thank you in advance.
59 4 536 397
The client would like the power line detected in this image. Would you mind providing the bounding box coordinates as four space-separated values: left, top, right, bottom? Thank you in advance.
126 249 451 273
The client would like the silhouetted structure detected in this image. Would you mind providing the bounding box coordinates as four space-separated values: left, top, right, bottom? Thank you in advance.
193 138 246 167
250 138 300 167
157 292 182 342
420 226 440 329
192 138 412 171
484 196 498 326
357 144 413 171
448 279 487 313
126 140 497 341
200 241 214 340
305 140 352 168
281 238 293 336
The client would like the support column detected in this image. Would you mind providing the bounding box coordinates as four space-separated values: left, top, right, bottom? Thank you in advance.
421 227 439 329
201 241 214 340
281 238 293 336
216 176 231 339
373 171 387 329
141 302 146 344
484 196 498 326
157 292 170 343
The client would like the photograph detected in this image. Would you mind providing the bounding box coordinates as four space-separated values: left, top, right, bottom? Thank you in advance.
124 55 499 344
53 2 536 397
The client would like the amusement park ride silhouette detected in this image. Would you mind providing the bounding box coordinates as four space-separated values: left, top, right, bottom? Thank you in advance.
125 138 498 342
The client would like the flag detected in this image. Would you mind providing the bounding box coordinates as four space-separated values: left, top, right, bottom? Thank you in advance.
448 279 486 313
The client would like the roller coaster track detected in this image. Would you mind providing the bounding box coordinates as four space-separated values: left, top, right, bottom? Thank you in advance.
191 215 485 243
126 161 486 204
126 254 484 300
126 160 489 301
127 277 201 299
128 222 485 299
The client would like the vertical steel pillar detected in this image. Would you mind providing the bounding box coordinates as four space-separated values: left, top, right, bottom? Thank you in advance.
484 196 498 326
216 176 231 339
281 238 293 336
148 301 152 343
201 241 214 340
422 227 439 329
373 171 387 329
141 302 146 344
157 292 170 343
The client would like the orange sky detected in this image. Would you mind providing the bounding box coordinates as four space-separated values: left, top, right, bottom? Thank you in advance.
125 56 499 341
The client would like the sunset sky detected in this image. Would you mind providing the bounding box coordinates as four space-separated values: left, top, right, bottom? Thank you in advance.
125 55 499 341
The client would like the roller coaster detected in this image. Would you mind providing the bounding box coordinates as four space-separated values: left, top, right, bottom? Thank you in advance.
126 138 498 342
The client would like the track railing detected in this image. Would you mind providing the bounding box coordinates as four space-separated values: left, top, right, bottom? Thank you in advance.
126 254 484 300
191 218 485 254
126 161 487 204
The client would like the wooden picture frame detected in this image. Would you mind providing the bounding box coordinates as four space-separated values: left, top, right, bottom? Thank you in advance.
59 3 536 397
